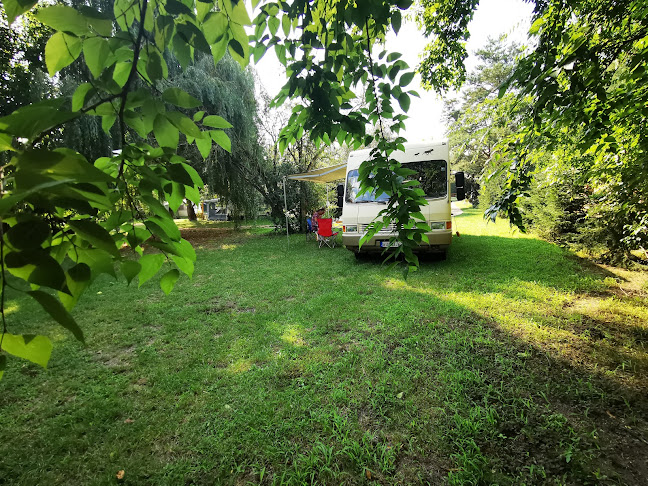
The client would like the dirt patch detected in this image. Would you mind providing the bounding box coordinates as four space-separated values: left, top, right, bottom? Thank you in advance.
95 345 136 369
179 227 235 245
204 301 237 314
202 298 256 315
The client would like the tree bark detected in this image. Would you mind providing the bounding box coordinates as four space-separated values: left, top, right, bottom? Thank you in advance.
186 200 197 221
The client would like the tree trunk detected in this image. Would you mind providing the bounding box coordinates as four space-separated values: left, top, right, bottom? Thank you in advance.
186 200 197 221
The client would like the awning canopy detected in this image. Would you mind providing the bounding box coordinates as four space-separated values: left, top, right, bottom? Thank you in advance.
286 162 346 183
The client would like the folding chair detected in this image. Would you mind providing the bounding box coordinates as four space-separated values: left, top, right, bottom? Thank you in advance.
317 218 338 248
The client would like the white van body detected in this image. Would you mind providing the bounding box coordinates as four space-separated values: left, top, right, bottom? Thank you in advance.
341 141 453 256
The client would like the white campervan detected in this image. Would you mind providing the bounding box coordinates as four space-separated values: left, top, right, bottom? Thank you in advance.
341 141 463 258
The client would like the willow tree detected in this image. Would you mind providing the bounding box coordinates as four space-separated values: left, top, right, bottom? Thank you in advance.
163 52 262 219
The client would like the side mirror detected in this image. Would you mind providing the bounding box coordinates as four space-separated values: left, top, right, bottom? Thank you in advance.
455 172 465 201
336 183 344 208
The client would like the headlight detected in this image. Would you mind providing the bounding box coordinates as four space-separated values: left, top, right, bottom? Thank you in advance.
429 222 445 230
344 225 358 232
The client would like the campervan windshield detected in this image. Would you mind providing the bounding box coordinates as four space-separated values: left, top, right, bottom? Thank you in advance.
345 159 448 203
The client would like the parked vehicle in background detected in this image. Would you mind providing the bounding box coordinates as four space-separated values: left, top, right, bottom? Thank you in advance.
202 200 230 221
341 141 465 259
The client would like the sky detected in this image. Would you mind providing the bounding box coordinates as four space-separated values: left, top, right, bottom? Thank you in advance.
253 0 534 142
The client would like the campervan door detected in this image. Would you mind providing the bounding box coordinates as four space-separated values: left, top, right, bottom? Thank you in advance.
341 141 453 257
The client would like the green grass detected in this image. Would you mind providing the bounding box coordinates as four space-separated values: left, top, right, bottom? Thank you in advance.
1 206 647 485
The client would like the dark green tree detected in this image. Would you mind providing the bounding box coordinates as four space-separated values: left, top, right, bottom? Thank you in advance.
444 37 526 204
489 0 648 260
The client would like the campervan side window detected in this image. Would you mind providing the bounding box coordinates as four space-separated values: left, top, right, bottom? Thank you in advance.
407 160 447 199
345 159 447 203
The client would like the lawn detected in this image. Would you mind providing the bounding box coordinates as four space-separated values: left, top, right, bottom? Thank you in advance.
1 207 647 485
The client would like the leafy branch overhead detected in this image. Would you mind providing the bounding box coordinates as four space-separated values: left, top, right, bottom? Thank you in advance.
0 0 432 378
0 0 252 377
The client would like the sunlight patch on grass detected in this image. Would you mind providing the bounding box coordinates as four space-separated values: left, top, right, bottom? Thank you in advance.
281 326 307 347
220 244 238 250
228 358 254 374
381 278 408 290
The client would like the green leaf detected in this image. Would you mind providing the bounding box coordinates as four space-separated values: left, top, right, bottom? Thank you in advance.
177 22 211 54
141 194 174 220
196 0 212 21
102 115 116 133
1 334 52 368
167 163 196 186
399 72 415 87
203 12 228 44
146 50 165 81
172 32 193 70
6 220 51 250
210 130 231 152
392 11 402 34
0 98 75 141
76 6 113 36
166 112 202 138
5 249 67 291
75 248 116 279
68 219 119 257
184 184 201 204
398 93 411 112
35 5 91 35
268 17 280 36
210 38 228 65
4 0 38 25
176 238 196 262
229 23 249 67
181 163 203 187
0 178 74 217
154 114 179 148
203 115 233 129
45 32 83 77
28 291 84 342
160 269 180 294
164 182 184 213
0 354 5 380
72 83 94 111
113 0 134 31
281 15 291 36
193 111 205 122
120 260 141 285
83 37 113 78
196 136 212 159
68 262 91 282
113 61 132 87
58 263 91 311
124 110 149 138
138 253 165 287
229 39 245 59
165 0 193 15
225 0 251 25
0 133 14 152
162 88 201 109
16 149 114 184
172 253 194 278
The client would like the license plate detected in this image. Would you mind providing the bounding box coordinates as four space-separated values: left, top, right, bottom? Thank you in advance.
380 240 402 248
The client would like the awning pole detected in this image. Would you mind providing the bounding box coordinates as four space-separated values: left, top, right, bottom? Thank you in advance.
283 176 289 247
326 184 330 216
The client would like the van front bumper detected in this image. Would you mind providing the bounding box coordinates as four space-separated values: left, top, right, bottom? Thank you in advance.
343 231 452 254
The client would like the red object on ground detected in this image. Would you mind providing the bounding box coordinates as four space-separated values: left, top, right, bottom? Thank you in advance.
317 218 338 248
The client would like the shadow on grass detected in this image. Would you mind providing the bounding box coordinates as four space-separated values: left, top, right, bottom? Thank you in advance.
1 228 647 485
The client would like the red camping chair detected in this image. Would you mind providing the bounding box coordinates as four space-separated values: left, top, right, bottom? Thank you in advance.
317 218 338 248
